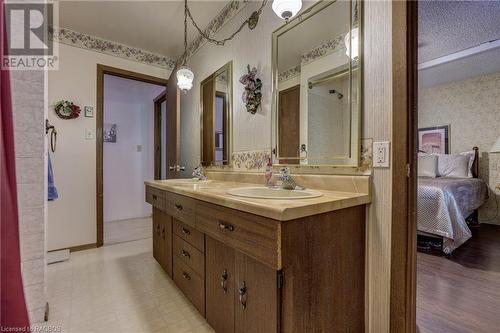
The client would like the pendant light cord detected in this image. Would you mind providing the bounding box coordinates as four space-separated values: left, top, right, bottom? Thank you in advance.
182 0 188 66
185 0 268 48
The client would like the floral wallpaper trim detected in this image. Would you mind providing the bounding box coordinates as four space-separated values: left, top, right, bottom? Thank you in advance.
50 26 176 70
278 64 301 83
301 33 347 66
183 0 249 62
232 150 272 171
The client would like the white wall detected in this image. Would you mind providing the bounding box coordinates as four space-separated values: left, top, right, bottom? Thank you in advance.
103 75 164 223
47 42 170 251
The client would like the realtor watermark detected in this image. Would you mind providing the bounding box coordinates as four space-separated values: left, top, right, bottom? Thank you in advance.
1 1 58 70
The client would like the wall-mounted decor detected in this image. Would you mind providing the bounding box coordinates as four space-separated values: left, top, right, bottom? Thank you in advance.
418 125 450 154
84 106 94 118
239 65 262 114
103 123 117 143
54 100 81 119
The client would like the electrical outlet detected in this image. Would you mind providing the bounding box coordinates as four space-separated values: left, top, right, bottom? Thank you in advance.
373 141 390 167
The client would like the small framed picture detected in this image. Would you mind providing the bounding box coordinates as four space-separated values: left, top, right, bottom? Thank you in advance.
104 123 117 143
418 125 450 154
84 106 94 118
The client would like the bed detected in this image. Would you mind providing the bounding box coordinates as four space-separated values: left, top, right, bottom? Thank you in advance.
417 147 489 254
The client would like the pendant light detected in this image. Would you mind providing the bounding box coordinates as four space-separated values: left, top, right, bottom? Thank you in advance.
177 0 194 92
344 27 359 60
272 0 302 21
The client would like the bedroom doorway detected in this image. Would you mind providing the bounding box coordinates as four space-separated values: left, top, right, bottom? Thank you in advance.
414 1 500 332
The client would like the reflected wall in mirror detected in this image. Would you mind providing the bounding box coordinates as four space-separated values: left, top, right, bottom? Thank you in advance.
200 61 233 166
272 0 362 166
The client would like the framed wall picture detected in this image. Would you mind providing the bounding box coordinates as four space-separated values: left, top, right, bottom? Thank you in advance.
103 123 117 143
418 125 450 154
84 106 94 118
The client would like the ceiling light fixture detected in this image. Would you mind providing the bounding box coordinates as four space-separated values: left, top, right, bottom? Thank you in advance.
176 0 194 92
272 0 302 21
344 27 359 60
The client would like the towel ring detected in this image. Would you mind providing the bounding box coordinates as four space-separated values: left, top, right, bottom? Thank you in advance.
46 119 57 153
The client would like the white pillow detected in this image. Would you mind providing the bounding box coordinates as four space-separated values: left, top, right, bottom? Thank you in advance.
418 154 438 178
436 154 470 178
459 150 475 178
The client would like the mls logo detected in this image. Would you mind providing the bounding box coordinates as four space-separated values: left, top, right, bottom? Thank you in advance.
2 2 57 69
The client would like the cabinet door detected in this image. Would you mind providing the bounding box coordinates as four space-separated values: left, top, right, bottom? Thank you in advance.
206 237 235 333
159 210 173 277
234 252 278 333
152 208 162 263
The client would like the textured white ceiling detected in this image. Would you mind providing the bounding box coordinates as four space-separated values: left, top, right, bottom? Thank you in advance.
418 0 500 63
418 1 500 87
59 0 229 59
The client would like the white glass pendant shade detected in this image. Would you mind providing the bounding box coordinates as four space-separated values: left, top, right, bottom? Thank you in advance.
345 27 359 60
176 66 194 92
272 0 302 20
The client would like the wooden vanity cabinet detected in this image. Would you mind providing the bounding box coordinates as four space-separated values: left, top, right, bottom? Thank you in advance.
206 236 278 333
152 207 173 277
147 185 366 333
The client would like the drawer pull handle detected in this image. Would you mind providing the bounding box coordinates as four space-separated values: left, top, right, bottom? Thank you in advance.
175 203 183 211
181 227 191 235
182 272 191 281
221 269 228 294
218 221 235 232
152 194 158 200
181 250 190 258
161 228 165 240
239 281 247 309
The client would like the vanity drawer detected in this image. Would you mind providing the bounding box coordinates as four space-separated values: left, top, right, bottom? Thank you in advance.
195 201 280 269
173 255 205 316
145 186 166 210
166 193 196 227
173 219 205 252
173 235 205 278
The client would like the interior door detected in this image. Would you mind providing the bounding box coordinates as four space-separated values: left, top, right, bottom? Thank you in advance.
234 251 278 333
278 85 300 164
206 237 236 333
201 76 215 166
154 91 167 179
166 68 181 179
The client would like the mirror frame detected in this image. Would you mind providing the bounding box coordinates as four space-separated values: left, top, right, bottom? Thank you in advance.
271 0 363 168
200 61 234 167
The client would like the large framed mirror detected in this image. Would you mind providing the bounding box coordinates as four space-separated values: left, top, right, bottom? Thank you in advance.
272 0 362 167
200 61 233 166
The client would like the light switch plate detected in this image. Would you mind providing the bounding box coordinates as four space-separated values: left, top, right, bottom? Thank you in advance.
85 128 94 140
373 141 390 168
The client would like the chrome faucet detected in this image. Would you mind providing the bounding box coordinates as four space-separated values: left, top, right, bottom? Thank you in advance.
278 167 304 190
192 165 208 180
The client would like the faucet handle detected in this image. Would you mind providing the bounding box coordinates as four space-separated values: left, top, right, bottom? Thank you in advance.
280 167 290 178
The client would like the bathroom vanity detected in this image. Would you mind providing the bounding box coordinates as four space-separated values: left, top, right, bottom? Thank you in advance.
145 178 369 333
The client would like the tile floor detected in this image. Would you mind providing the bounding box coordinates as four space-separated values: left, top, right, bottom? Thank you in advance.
104 217 152 245
36 238 214 333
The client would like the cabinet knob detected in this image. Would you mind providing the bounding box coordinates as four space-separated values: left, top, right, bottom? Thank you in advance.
161 228 165 239
174 203 183 211
239 281 247 309
181 227 191 235
181 250 191 258
182 272 191 281
218 221 235 232
220 269 228 294
152 194 158 200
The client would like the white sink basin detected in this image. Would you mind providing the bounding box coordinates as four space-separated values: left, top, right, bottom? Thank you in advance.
226 187 322 200
163 179 212 186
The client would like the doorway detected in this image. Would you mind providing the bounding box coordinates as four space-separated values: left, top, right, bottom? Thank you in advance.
96 65 169 247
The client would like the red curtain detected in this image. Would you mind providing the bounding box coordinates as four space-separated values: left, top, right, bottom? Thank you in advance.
0 0 31 329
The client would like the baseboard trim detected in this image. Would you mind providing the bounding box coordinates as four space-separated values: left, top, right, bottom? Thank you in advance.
49 243 97 253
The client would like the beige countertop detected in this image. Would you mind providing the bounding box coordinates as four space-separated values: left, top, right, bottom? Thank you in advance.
145 179 371 221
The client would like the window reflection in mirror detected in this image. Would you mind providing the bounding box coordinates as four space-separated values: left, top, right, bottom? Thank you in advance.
272 0 361 167
201 61 232 166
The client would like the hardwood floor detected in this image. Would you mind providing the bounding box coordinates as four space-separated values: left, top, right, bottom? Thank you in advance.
417 224 500 333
